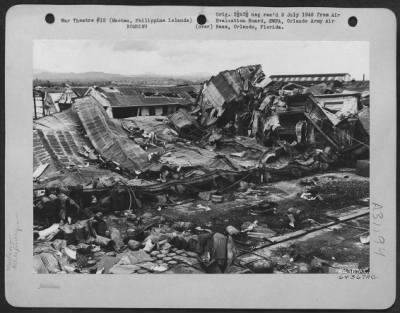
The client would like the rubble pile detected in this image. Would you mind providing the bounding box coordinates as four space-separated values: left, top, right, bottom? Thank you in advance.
33 65 370 274
34 196 240 274
193 65 369 159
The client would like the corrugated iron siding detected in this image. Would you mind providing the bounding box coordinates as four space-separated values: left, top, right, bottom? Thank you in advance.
98 86 197 108
211 74 238 103
201 65 264 116
169 109 198 130
74 96 149 172
202 83 226 113
33 129 58 173
34 109 92 169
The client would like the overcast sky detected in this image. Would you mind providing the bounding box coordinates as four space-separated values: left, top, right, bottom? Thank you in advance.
34 40 369 79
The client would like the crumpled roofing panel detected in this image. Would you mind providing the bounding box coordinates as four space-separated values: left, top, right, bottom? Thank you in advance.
342 81 370 93
202 83 226 115
212 73 239 103
222 71 243 95
159 144 239 171
34 167 127 189
86 88 112 109
33 106 133 188
33 129 59 176
124 116 169 133
98 86 196 108
73 96 150 173
70 87 89 97
200 65 264 116
312 94 359 126
169 109 198 130
34 109 92 168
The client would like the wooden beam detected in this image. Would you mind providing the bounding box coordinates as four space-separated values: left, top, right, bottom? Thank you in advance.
33 163 49 180
304 112 341 151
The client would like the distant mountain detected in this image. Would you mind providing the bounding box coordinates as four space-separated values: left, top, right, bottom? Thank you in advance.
33 71 210 84
34 71 128 81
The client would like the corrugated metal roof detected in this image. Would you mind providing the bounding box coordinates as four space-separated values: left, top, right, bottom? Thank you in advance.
270 73 349 78
159 143 239 171
169 109 198 130
70 87 90 97
96 86 197 108
73 96 150 173
201 65 264 115
342 81 370 93
33 129 59 177
309 94 360 126
202 83 226 114
34 167 127 189
123 116 169 133
34 109 92 168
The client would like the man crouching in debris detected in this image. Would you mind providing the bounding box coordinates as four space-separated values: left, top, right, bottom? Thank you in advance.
199 231 237 273
57 189 81 224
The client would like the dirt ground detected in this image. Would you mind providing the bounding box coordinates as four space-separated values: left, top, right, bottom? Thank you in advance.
34 169 370 274
157 169 370 273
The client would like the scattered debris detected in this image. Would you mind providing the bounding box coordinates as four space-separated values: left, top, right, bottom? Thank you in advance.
300 193 322 201
37 224 60 241
360 234 370 244
33 66 370 274
196 204 212 211
248 259 275 273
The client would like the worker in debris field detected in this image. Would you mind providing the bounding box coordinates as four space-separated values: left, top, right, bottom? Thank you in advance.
200 232 236 273
87 212 108 237
57 190 81 224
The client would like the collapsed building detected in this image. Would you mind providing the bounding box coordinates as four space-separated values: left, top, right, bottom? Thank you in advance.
86 85 200 118
33 65 370 275
194 66 369 160
33 85 90 118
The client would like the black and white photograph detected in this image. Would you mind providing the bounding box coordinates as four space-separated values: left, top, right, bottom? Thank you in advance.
4 4 397 309
32 40 371 275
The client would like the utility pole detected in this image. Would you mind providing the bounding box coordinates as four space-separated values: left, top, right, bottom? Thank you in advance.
42 91 45 117
33 91 37 120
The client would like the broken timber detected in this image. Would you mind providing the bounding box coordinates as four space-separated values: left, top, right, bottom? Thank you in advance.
33 163 49 180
